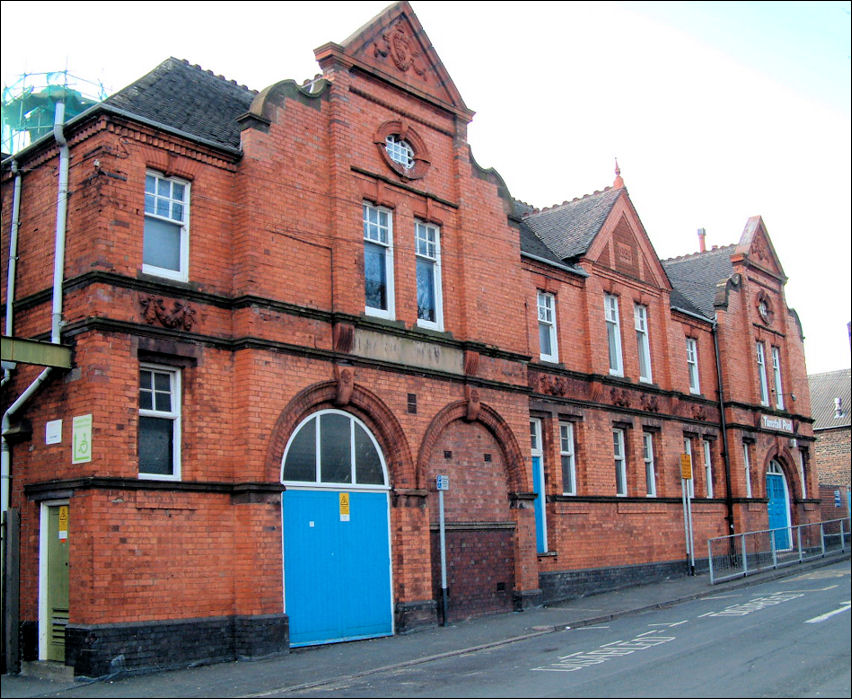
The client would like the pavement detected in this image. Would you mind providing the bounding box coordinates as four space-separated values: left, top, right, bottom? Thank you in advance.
3 552 849 698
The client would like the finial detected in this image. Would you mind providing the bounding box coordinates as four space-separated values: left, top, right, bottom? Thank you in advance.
613 157 624 188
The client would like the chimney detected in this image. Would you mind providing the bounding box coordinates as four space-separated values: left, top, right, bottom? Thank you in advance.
697 228 707 253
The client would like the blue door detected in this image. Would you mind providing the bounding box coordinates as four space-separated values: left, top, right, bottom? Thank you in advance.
283 489 392 647
766 471 790 550
532 455 547 554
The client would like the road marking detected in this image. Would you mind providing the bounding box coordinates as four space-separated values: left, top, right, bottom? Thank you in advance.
574 625 610 630
700 591 804 617
648 620 688 627
532 630 675 673
805 601 851 624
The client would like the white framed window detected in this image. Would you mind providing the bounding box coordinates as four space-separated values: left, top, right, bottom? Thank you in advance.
363 203 394 319
771 346 784 410
605 294 623 376
537 291 558 362
634 304 652 382
138 364 181 480
282 410 388 487
143 171 190 281
643 432 656 497
683 437 694 497
613 428 627 496
415 221 443 330
385 134 414 170
756 341 770 406
560 421 576 495
686 337 700 394
743 442 753 498
703 439 714 498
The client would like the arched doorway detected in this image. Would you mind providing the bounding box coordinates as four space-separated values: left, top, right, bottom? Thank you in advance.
281 409 393 646
766 460 792 550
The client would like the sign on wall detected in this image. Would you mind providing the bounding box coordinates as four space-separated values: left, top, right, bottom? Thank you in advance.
72 414 92 464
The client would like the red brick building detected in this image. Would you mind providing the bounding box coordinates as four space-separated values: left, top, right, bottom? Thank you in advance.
808 369 851 521
1 1 819 676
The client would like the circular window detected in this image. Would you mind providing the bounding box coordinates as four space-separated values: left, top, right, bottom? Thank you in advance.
385 135 415 170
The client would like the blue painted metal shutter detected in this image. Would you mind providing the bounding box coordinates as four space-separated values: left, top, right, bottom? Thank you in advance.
532 456 546 554
283 489 392 646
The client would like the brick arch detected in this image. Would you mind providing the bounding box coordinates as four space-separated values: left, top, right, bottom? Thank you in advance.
416 401 526 492
264 380 415 488
762 444 801 500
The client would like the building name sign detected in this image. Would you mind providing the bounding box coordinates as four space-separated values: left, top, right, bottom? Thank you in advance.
761 414 793 433
351 328 464 375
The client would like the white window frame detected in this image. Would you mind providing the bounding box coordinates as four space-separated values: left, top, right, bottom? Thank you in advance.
703 439 714 498
385 134 415 170
363 202 395 319
415 220 443 331
756 341 770 406
559 421 576 495
613 428 627 496
143 171 190 282
634 304 652 383
743 442 753 498
605 294 623 377
643 432 656 497
771 346 784 410
683 437 694 498
138 364 181 481
537 291 558 362
686 337 700 395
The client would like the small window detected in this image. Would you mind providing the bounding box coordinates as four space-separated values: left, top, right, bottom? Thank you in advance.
613 428 627 496
686 337 700 394
756 342 769 406
771 346 784 410
537 291 558 362
143 171 189 281
415 221 443 330
560 421 576 495
743 442 753 498
282 410 387 487
138 365 181 480
643 432 656 497
605 294 623 376
703 439 714 498
363 203 394 319
634 304 652 382
385 135 415 170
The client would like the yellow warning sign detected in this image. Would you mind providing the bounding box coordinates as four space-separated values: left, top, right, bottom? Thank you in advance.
339 492 350 522
680 453 693 480
58 505 69 541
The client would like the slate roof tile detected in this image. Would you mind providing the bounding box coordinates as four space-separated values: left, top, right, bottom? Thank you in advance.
808 368 852 430
662 245 737 318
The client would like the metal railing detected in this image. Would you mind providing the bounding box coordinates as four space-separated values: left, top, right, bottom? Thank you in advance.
708 517 851 584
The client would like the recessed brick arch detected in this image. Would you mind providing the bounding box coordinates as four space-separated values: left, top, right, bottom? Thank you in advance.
264 380 415 487
416 400 526 492
762 444 800 500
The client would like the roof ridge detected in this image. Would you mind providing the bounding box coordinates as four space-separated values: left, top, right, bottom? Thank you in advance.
524 185 615 218
662 243 736 263
174 57 257 94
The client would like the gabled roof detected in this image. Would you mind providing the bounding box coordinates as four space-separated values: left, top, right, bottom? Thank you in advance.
662 245 736 319
808 368 852 430
105 57 256 151
522 187 623 262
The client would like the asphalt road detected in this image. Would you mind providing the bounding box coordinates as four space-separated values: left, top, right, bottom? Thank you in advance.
280 563 851 698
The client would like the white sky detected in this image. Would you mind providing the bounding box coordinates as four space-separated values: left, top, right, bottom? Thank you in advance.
2 1 850 375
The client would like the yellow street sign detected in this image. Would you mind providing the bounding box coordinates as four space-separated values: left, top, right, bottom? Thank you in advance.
680 453 693 480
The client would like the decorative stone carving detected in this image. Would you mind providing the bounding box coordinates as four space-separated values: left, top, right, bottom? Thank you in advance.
334 364 354 407
374 21 427 78
463 349 480 376
333 322 355 353
691 404 708 421
640 393 659 413
611 387 631 408
139 295 196 331
464 384 481 422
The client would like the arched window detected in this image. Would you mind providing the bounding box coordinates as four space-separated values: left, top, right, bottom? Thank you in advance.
282 410 388 487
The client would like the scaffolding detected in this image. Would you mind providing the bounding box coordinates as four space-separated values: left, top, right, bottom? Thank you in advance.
2 71 107 155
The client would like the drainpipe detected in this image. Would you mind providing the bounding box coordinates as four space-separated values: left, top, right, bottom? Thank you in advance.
712 317 735 539
2 160 23 388
2 102 69 526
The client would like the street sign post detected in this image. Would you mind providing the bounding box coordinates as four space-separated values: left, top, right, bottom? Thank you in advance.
437 474 449 625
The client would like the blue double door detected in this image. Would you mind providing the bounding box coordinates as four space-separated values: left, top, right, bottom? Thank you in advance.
766 472 791 550
283 489 393 647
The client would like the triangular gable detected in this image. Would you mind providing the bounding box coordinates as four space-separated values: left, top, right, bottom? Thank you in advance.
315 1 473 121
732 216 786 280
586 190 671 290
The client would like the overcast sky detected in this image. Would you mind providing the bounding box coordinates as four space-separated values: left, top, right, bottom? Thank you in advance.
2 1 850 376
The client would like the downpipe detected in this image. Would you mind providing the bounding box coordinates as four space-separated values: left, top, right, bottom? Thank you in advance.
2 160 23 389
712 318 737 557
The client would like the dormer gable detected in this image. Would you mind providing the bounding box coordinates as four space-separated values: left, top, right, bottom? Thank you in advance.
730 215 786 282
314 0 474 122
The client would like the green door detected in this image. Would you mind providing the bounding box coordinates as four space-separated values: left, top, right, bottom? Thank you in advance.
46 504 70 662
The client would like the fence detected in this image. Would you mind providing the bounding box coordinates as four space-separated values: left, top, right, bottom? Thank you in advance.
707 517 851 584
